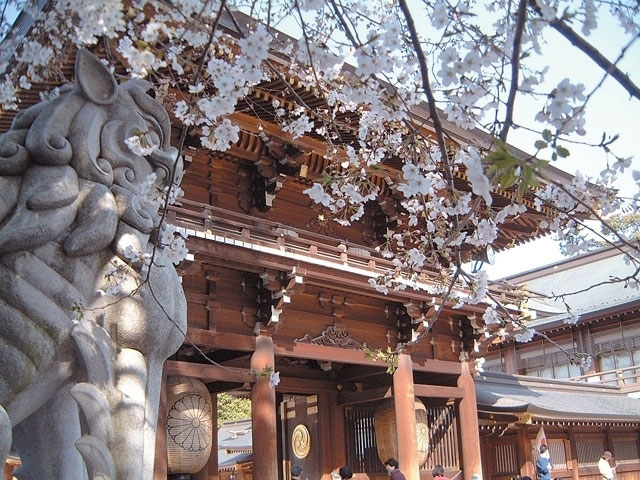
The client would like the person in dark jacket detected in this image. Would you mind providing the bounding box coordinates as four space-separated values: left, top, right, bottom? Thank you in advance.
385 458 407 480
536 445 553 480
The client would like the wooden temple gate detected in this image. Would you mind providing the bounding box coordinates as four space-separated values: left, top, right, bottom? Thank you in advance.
150 192 490 479
0 10 571 480
144 60 551 477
159 345 481 480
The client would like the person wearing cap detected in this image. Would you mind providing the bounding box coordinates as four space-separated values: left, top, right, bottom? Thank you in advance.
292 465 303 480
598 451 617 480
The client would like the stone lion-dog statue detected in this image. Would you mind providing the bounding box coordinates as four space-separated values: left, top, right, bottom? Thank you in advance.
0 50 187 479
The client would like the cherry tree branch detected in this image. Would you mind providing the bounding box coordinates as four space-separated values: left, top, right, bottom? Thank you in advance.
397 0 450 178
530 1 640 100
479 280 590 365
397 0 462 276
500 0 529 142
397 0 466 281
539 173 639 252
327 0 362 48
520 265 640 303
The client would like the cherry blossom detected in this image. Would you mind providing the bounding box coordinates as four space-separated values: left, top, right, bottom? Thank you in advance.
514 328 536 343
2 0 638 365
201 119 240 152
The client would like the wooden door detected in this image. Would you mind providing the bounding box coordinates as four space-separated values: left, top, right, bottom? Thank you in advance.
280 394 322 480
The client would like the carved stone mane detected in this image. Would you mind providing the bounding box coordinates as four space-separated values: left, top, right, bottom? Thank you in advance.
0 50 187 480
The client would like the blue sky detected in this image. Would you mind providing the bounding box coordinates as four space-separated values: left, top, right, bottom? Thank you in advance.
485 10 640 279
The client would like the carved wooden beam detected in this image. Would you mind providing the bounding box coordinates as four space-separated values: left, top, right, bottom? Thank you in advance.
294 322 364 350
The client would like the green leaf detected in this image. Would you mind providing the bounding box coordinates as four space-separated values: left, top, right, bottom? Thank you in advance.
534 140 548 150
542 129 553 142
535 159 549 169
500 172 518 189
557 146 570 158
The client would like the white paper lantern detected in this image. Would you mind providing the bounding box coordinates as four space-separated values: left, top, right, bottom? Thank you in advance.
167 376 213 474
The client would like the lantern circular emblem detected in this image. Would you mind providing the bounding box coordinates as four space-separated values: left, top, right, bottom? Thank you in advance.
292 424 311 458
374 398 429 468
166 376 213 475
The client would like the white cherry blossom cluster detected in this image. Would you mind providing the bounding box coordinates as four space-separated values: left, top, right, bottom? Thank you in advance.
201 119 240 152
125 132 158 157
3 0 638 361
123 244 153 274
158 224 189 266
514 328 536 343
140 173 184 210
457 149 492 206
463 270 489 305
282 113 314 139
535 79 587 135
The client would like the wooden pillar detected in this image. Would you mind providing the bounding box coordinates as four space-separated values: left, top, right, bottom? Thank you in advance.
393 353 419 480
319 391 332 480
251 334 278 480
605 427 614 453
517 427 534 479
484 435 496 480
329 391 346 469
194 392 219 480
457 361 482 480
320 391 345 480
480 436 489 480
153 363 168 480
502 345 518 375
568 429 580 480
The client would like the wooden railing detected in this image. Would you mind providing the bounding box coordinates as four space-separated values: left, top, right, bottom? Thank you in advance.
567 365 640 392
168 198 393 274
167 199 522 308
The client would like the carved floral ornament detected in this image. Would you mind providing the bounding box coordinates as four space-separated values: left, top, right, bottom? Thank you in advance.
295 323 364 350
